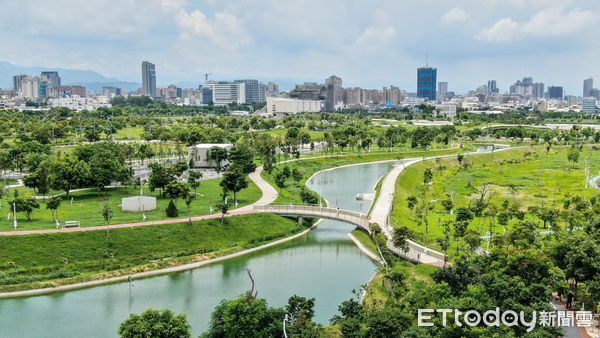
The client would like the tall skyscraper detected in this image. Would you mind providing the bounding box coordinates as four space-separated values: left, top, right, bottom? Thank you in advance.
12 74 28 93
41 71 61 87
325 75 343 111
487 80 497 93
532 82 545 99
437 82 447 101
417 65 437 101
547 86 564 100
583 78 593 97
141 61 156 97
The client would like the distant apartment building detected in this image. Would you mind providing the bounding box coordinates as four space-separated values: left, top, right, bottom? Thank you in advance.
290 82 323 101
382 86 405 106
234 79 266 103
48 96 111 111
41 71 61 87
205 81 246 105
437 82 448 101
49 86 87 98
532 82 545 99
487 80 498 93
417 66 437 101
510 77 535 97
267 82 279 96
547 86 564 100
141 61 156 97
12 74 27 93
582 97 597 113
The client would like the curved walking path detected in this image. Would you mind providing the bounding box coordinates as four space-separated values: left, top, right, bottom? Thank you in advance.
0 165 278 236
369 145 517 266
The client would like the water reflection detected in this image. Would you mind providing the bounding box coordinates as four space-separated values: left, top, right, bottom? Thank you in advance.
0 162 394 337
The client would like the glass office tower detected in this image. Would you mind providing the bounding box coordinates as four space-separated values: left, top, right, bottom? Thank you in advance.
417 66 437 101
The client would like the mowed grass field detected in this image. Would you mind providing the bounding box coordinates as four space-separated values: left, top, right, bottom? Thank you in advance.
2 177 261 231
391 146 600 253
0 213 304 291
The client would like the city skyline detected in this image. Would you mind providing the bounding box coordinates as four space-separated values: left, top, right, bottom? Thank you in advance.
0 1 599 93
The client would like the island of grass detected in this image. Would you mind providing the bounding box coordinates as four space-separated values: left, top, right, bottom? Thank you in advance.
390 146 600 258
2 177 261 231
0 213 304 292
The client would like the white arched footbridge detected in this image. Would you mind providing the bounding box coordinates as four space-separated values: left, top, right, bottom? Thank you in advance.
253 204 371 233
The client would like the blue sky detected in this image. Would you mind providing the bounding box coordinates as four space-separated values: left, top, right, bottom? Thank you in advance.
1 0 599 94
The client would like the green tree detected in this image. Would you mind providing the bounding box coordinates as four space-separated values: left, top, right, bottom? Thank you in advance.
229 144 256 174
219 168 248 205
48 157 91 197
392 226 414 253
46 196 62 225
567 148 580 168
207 146 229 175
423 168 433 186
119 308 191 338
164 182 191 203
102 202 113 225
202 296 284 338
10 192 40 221
187 170 202 194
166 199 179 217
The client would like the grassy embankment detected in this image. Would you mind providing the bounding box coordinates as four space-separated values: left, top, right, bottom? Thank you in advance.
2 178 261 231
390 146 600 256
350 228 438 308
262 147 466 205
0 213 304 292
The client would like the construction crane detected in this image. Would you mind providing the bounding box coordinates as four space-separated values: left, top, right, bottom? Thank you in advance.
204 73 212 83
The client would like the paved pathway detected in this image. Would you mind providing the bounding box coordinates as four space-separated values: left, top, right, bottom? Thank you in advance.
0 165 278 236
368 146 519 265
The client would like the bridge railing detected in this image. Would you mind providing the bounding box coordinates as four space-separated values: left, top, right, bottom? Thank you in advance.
253 204 370 229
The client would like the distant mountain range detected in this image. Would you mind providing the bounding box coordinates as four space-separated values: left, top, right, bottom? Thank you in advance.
0 61 140 92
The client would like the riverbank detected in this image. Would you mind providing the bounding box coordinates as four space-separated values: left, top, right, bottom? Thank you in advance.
263 147 463 205
0 213 307 296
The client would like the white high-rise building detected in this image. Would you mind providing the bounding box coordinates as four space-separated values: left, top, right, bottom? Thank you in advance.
437 82 448 101
582 97 597 113
205 81 246 105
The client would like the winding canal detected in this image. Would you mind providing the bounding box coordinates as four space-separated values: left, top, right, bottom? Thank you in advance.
0 161 396 337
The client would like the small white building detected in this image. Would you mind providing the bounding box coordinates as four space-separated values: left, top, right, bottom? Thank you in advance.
266 97 322 116
121 196 157 212
188 143 233 168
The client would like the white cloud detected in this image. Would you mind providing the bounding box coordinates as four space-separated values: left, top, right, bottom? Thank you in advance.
441 8 469 24
475 6 595 42
522 7 594 37
354 25 396 46
475 17 521 41
165 1 253 50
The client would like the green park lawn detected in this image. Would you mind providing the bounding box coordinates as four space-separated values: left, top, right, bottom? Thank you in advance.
0 213 304 291
391 146 600 255
114 126 145 140
2 177 261 231
263 147 465 205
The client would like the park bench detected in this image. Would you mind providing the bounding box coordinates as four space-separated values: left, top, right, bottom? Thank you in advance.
63 221 80 228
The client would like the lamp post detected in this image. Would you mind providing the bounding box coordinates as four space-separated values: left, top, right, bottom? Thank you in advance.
12 202 17 230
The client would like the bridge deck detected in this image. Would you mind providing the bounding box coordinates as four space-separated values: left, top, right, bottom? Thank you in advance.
253 205 371 233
